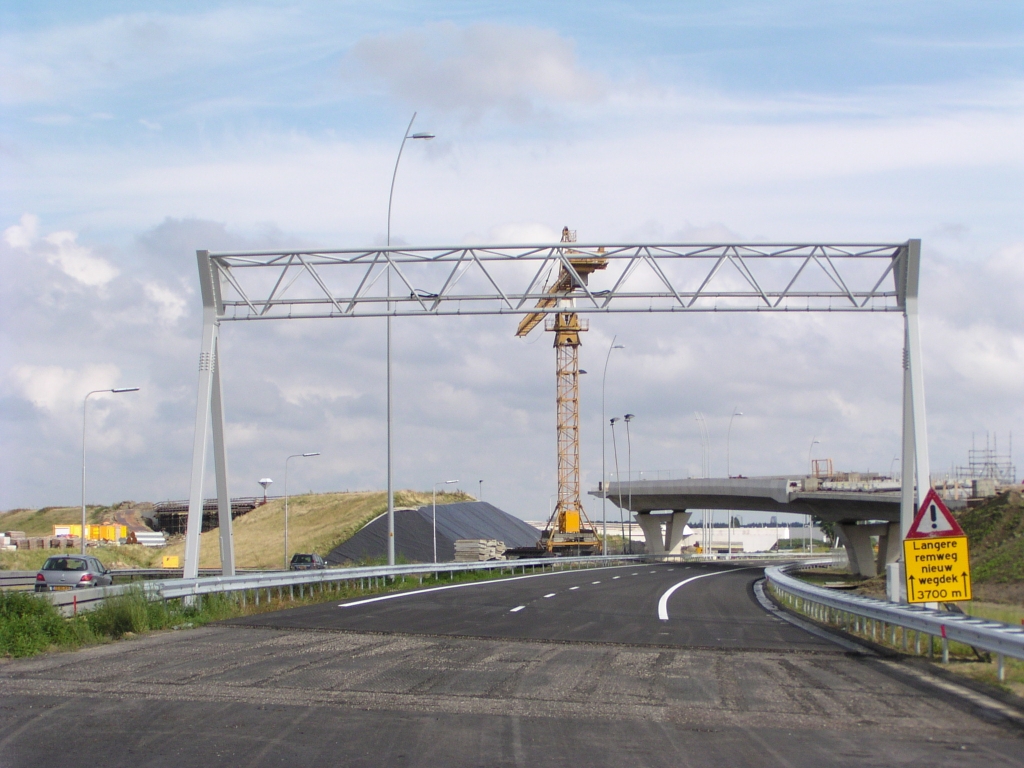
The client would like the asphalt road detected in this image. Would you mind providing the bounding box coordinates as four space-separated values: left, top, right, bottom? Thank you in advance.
1 561 1021 767
228 562 834 650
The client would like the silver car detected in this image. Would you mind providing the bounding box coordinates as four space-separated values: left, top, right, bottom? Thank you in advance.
35 555 113 592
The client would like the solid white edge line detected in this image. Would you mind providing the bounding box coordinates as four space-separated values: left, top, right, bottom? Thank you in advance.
337 564 634 609
657 566 759 621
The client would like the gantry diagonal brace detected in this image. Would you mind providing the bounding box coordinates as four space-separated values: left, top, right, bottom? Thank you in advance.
183 240 928 581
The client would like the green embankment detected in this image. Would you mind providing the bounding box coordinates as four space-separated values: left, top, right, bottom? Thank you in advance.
161 489 470 569
2 490 471 572
956 490 1024 584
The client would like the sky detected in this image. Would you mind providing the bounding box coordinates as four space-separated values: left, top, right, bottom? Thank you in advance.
1 1 1022 525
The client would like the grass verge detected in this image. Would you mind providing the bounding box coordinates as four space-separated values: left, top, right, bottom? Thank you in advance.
1 560 585 659
769 582 1024 699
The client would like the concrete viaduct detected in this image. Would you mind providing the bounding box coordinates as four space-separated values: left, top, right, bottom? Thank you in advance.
593 477 901 577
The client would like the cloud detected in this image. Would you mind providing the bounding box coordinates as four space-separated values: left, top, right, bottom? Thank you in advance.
11 363 123 415
0 8 290 105
41 231 120 287
346 22 605 119
142 281 187 323
3 213 38 249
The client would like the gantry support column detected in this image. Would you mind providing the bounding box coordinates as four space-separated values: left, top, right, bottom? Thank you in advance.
900 239 930 538
634 511 692 555
183 251 234 580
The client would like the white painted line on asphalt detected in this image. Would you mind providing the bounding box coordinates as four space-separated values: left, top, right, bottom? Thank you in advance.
657 567 759 621
569 586 579 590
649 570 657 573
337 564 634 610
543 593 556 598
592 581 601 584
510 605 525 613
631 573 639 576
612 576 621 580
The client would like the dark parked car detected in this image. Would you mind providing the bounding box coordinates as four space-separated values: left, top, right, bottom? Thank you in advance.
289 553 326 571
35 555 113 591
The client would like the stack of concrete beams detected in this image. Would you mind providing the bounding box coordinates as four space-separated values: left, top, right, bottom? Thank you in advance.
6 535 80 550
127 531 167 547
454 539 506 562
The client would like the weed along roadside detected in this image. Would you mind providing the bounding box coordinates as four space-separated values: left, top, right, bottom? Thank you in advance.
0 563 580 659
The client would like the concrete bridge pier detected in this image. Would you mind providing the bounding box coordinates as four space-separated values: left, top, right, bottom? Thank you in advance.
635 511 692 555
836 522 902 578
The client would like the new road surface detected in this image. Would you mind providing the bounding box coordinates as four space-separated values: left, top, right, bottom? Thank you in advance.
0 562 1021 767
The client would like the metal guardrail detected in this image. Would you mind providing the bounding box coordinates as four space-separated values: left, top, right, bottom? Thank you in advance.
0 567 270 591
39 555 645 615
765 560 1024 680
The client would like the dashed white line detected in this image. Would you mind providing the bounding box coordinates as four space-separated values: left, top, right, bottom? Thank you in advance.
543 593 556 598
612 576 621 580
631 573 639 576
569 586 580 590
591 581 601 584
510 605 525 613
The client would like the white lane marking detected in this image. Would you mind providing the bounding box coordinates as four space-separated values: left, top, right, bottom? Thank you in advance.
337 564 637 610
569 586 580 590
592 581 601 584
543 593 556 598
649 570 657 573
612 576 621 580
510 605 525 612
657 567 758 621
631 573 639 576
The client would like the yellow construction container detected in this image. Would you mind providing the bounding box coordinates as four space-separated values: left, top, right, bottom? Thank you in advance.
162 555 180 568
53 524 127 542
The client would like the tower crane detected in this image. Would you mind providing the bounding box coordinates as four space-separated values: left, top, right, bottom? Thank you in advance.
515 227 607 555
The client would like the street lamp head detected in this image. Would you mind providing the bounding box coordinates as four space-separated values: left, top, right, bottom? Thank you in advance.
624 413 635 422
610 417 619 425
302 452 320 457
410 132 435 140
579 369 588 374
613 345 624 349
446 479 459 484
112 387 140 393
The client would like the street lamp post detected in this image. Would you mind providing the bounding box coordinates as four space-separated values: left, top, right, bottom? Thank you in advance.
807 438 820 555
433 479 459 563
623 414 635 554
81 387 139 554
284 452 319 570
610 417 621 551
385 112 435 568
727 407 743 478
601 338 624 556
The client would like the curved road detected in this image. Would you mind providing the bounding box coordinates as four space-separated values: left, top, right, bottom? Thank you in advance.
232 562 834 651
1 562 1021 767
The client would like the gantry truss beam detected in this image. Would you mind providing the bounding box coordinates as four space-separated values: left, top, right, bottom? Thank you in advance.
185 239 929 582
205 242 913 321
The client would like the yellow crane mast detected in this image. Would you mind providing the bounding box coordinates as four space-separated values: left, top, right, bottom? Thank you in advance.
516 227 607 554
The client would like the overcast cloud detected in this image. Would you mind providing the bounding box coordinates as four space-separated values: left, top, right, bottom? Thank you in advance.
1 1 1021 524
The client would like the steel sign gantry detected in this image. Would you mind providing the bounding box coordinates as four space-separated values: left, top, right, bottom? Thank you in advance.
183 240 929 579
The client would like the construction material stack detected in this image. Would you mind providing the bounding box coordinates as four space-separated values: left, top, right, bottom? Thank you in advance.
515 227 607 555
454 539 507 562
